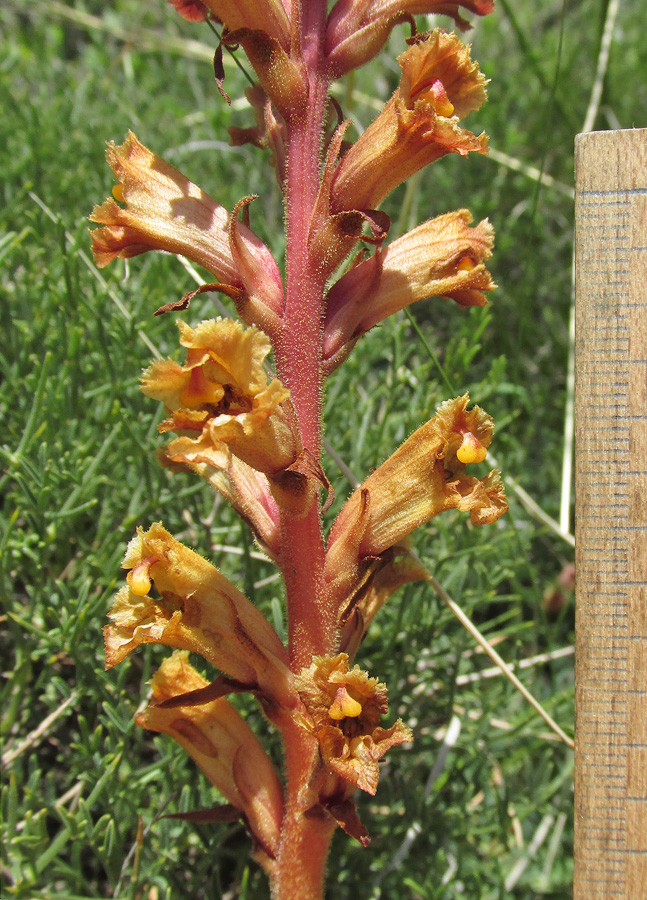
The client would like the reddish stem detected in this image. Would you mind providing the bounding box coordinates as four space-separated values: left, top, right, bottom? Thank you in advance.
272 5 338 898
273 0 334 668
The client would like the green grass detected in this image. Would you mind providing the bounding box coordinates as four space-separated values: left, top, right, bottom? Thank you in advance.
1 1 644 898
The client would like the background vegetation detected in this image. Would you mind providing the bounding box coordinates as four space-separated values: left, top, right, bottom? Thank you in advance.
1 1 644 898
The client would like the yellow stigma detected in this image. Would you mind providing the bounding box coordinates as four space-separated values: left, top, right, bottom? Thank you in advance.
328 686 363 720
127 561 153 596
434 96 455 117
456 431 487 464
457 256 475 272
112 183 125 203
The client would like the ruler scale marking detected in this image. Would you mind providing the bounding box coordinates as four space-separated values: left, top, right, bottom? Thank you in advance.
574 129 647 900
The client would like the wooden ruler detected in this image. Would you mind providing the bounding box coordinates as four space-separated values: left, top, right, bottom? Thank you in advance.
574 128 647 899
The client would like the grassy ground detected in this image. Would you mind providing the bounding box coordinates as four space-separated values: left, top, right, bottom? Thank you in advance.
1 1 645 898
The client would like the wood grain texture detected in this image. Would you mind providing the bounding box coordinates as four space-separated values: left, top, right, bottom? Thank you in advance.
574 128 647 900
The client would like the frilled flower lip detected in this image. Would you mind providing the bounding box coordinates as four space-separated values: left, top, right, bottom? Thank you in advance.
331 30 488 212
104 523 294 706
399 28 487 119
141 318 300 477
324 210 496 360
294 654 412 795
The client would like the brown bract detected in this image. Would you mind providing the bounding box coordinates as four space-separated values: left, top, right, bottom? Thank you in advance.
104 523 294 707
137 650 284 865
295 654 412 796
324 210 495 362
331 30 488 211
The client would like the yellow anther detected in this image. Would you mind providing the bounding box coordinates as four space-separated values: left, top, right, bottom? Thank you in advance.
328 686 363 720
112 183 125 203
127 561 153 596
457 256 475 272
456 431 487 464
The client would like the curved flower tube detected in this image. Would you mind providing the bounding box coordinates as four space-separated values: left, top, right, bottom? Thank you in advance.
137 650 285 864
325 395 508 618
158 445 281 557
89 132 284 319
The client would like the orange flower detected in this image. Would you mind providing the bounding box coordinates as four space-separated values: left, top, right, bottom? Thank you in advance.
295 654 412 796
104 523 294 707
331 30 488 211
325 395 507 617
326 0 495 76
89 132 283 318
324 210 495 363
142 318 300 478
137 650 284 863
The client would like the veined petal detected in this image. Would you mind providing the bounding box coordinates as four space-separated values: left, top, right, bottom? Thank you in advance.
104 523 293 706
168 0 210 22
324 211 495 360
137 650 284 861
326 395 507 563
326 0 494 75
141 319 301 477
202 0 291 50
331 30 488 211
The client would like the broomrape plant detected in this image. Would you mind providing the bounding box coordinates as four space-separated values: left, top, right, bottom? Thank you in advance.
90 1 506 897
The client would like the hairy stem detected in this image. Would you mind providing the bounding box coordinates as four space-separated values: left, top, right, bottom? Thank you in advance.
274 0 333 668
272 5 337 898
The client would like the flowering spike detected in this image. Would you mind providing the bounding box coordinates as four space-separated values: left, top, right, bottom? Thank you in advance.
93 1 511 892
